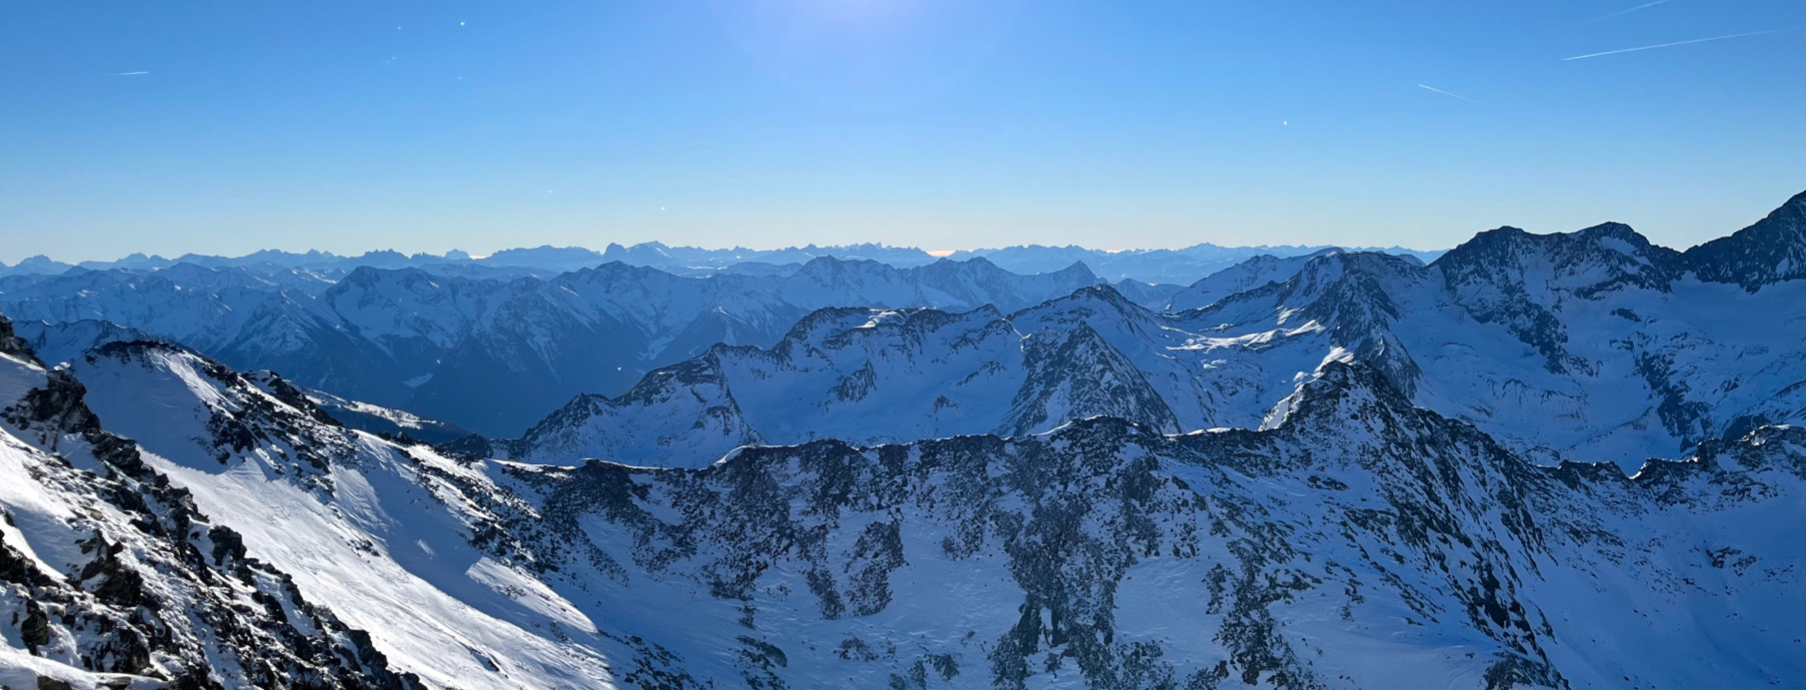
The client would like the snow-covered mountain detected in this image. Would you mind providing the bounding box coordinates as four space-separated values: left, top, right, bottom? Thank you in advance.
0 257 1101 436
487 362 1803 689
495 302 1182 468
1163 249 1343 312
8 319 156 368
492 278 1330 469
0 320 421 689
1221 191 1806 466
2 320 1799 688
501 190 1806 472
4 192 1806 689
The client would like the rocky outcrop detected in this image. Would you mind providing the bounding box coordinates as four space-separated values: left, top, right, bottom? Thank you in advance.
0 315 420 689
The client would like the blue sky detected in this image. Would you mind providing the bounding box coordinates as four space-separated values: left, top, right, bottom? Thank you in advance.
2 0 1802 263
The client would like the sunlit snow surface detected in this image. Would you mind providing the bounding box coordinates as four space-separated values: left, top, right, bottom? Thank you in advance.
2 337 1796 689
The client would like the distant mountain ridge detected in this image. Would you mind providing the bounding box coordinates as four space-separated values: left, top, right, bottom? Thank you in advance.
1 240 1443 286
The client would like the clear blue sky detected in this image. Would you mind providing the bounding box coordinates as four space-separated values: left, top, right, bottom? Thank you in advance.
3 0 1803 263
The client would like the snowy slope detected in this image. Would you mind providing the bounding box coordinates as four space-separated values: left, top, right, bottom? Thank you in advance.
0 318 422 689
64 341 620 689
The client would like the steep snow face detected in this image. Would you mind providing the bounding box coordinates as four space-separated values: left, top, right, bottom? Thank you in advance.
62 341 624 689
0 318 421 689
1432 222 1683 375
506 359 764 470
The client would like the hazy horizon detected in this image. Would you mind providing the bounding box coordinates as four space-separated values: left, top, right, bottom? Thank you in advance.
5 237 1451 267
9 191 1802 266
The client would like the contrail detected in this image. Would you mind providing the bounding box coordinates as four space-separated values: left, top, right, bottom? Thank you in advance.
113 71 149 76
1564 26 1806 60
1417 84 1494 106
1572 0 1676 26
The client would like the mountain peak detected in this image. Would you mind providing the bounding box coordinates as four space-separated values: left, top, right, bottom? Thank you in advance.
1785 188 1806 212
1683 188 1806 291
1436 219 1682 299
1258 360 1476 456
797 254 883 271
1572 221 1644 243
1064 281 1135 307
1279 250 1421 307
1004 319 1182 435
1050 260 1097 280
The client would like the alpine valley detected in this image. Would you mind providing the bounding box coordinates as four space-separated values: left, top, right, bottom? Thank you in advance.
2 191 1805 690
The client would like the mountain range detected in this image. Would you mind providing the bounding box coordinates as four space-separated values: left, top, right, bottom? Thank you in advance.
1 315 1799 689
0 241 1444 286
489 190 1806 473
0 257 1102 435
1 190 1804 688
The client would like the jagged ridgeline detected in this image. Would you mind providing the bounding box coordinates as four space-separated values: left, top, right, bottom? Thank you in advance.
0 256 1106 436
0 190 1803 688
0 317 422 689
1 313 1802 688
498 190 1806 473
